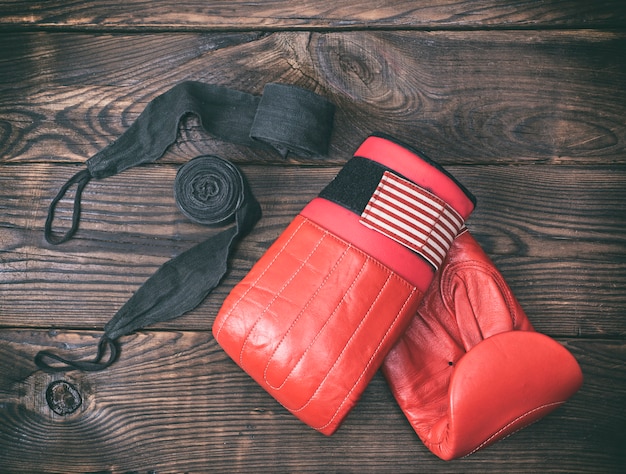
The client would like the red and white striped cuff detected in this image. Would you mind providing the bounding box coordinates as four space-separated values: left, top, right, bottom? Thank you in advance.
360 170 465 270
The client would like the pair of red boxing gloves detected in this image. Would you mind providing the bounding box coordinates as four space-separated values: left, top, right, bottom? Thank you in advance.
213 133 583 460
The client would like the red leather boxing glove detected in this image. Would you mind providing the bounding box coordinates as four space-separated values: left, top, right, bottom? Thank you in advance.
382 229 583 460
213 134 475 435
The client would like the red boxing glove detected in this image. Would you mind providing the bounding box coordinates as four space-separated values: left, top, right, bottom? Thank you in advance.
213 134 475 434
382 230 583 460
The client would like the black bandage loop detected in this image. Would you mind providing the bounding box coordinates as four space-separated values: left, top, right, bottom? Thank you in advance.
35 336 118 373
44 168 92 244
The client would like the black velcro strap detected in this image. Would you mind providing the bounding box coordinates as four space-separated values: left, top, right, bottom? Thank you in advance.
318 157 390 215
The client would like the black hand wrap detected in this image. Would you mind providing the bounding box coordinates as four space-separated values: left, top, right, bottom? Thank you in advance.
36 82 334 372
174 155 246 226
44 82 334 244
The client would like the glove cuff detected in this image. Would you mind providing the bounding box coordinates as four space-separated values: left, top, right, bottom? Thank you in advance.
302 135 475 292
355 133 476 217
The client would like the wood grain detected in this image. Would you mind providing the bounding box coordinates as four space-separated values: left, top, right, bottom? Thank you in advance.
1 2 625 473
1 163 625 337
1 0 626 30
0 330 623 473
1 31 625 166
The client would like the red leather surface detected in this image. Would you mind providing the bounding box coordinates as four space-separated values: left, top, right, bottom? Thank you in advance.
382 231 583 460
440 331 583 459
214 215 423 435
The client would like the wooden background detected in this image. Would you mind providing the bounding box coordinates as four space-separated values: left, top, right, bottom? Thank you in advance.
1 1 625 472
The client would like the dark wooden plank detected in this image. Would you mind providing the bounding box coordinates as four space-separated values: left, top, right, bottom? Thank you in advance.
1 0 625 30
0 3 624 472
1 163 625 337
0 330 622 473
1 30 625 166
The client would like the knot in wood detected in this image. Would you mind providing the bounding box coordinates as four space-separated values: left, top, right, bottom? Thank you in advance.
46 380 82 415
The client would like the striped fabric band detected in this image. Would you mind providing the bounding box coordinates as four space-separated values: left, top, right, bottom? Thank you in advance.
360 171 464 270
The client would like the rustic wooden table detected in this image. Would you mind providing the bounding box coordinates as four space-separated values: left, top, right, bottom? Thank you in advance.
1 2 625 472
